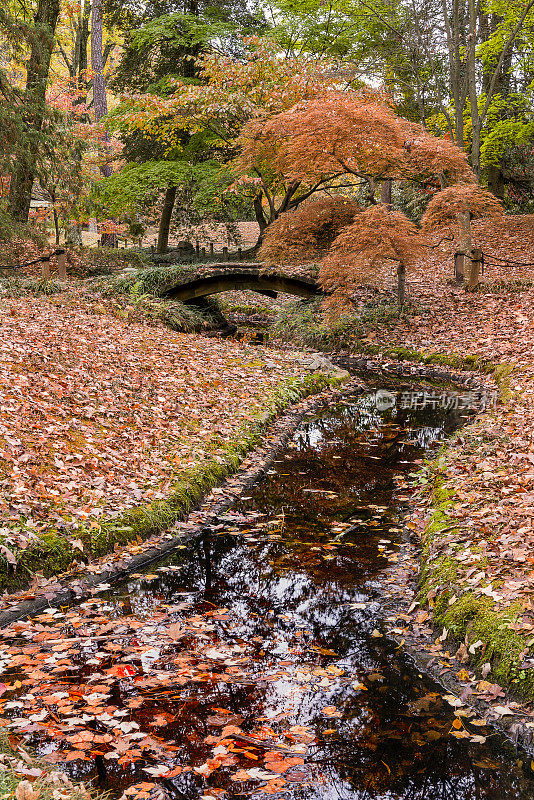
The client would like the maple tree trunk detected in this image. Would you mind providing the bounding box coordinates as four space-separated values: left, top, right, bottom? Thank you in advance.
455 211 472 281
381 180 393 209
157 186 177 254
397 262 406 308
457 211 472 254
7 0 60 222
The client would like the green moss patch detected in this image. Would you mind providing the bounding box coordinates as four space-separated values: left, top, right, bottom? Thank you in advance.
419 462 534 700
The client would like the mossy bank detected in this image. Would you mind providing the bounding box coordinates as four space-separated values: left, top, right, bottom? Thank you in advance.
388 348 534 700
0 369 347 591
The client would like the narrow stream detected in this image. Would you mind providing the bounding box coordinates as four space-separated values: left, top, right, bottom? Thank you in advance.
3 381 534 799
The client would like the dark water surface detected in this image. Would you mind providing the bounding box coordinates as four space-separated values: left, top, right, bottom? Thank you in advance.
82 382 534 799
7 382 534 799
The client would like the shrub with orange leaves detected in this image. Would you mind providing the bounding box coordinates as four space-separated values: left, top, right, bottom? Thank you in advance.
420 184 504 231
258 196 362 266
319 205 427 311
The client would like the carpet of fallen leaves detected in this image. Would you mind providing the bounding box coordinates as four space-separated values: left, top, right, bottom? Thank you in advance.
0 596 317 798
362 220 534 697
0 295 309 559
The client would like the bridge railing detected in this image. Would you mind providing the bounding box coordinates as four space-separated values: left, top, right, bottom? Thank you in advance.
99 237 256 264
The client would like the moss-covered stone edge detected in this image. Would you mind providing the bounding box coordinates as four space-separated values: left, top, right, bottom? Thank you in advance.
408 349 534 699
1 370 347 589
355 342 514 402
418 480 533 699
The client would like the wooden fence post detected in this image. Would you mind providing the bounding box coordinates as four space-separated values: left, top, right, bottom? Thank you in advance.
41 258 50 280
195 240 200 257
467 248 483 291
57 250 67 279
210 243 214 257
222 246 228 260
238 247 242 261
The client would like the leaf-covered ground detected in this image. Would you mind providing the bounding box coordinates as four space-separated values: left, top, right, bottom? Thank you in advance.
0 295 314 575
363 239 534 702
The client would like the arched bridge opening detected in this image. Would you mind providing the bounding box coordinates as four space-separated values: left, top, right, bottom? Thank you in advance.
161 269 322 303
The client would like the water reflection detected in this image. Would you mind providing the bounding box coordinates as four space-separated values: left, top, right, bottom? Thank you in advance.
97 382 534 799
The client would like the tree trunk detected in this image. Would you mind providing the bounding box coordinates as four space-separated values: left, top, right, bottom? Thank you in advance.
457 211 472 254
467 0 481 176
157 186 177 253
65 220 83 248
7 0 61 222
78 1 91 91
381 179 393 209
53 207 60 245
455 211 472 280
91 0 117 246
397 262 406 309
487 165 505 199
91 0 108 131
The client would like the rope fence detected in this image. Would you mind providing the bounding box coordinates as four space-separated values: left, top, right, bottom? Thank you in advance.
0 249 67 278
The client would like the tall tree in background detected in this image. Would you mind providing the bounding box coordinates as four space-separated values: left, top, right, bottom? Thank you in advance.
7 0 61 221
108 1 267 252
91 0 109 143
91 0 117 245
266 0 534 201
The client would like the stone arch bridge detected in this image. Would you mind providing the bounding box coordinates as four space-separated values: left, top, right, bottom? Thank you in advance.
161 264 321 303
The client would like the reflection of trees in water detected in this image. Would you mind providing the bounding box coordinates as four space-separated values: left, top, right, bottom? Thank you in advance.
103 537 534 800
97 387 529 800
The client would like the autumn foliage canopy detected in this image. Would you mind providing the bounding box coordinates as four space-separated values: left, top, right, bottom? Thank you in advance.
259 196 362 266
238 91 473 190
320 205 426 312
420 184 505 231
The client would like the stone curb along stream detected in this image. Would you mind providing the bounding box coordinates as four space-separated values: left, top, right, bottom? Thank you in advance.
0 356 493 629
0 367 360 630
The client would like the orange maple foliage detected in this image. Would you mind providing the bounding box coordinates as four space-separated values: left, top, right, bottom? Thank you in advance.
239 91 473 192
258 196 362 266
420 184 505 231
320 205 427 312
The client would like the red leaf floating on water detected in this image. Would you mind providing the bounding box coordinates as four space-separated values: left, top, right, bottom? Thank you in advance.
115 664 137 678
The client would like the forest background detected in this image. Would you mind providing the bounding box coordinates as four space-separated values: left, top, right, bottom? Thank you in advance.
3 0 534 256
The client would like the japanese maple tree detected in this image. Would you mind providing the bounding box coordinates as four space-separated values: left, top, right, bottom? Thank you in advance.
258 196 362 266
238 90 473 205
420 183 504 257
320 205 426 310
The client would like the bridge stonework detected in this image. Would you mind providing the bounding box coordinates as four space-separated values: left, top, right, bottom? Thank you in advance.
161 265 321 303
